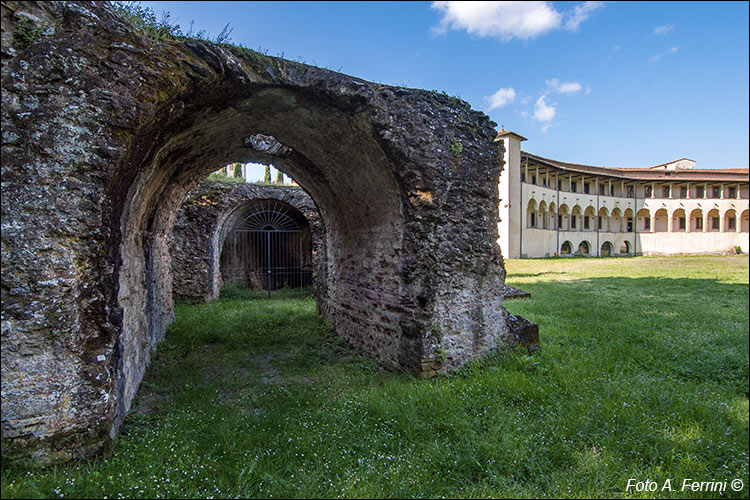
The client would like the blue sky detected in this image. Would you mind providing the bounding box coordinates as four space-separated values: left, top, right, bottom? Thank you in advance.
141 1 749 178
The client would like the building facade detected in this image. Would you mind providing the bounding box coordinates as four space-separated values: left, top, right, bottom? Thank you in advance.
496 131 750 258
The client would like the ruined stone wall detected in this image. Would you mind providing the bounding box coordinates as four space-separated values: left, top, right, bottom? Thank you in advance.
1 1 531 464
170 181 323 303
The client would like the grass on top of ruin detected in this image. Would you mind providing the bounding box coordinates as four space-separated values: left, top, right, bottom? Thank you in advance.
2 255 748 499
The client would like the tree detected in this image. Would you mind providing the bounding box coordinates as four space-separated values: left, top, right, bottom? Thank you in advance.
275 169 283 184
263 165 271 183
232 163 242 179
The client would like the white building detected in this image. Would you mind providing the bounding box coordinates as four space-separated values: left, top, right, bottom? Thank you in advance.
496 130 750 258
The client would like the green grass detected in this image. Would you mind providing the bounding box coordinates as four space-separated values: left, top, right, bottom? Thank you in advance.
2 256 748 498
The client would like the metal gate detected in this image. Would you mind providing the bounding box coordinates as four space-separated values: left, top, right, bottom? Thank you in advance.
220 200 312 296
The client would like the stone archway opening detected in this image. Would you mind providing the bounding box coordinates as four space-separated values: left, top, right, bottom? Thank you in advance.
2 2 536 464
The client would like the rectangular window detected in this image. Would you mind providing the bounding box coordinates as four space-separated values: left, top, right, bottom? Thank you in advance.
696 186 705 198
712 217 720 229
531 175 536 185
584 182 590 194
729 186 737 198
571 215 577 228
644 217 651 230
558 215 562 227
645 186 652 197
530 212 536 227
680 187 687 199
610 186 615 196
626 218 633 232
584 217 590 230
543 178 547 187
521 172 526 182
678 217 685 230
695 217 703 230
662 186 670 198
712 186 720 198
598 216 603 230
599 184 606 195
627 186 634 198
728 218 736 230
557 180 562 190
571 181 577 193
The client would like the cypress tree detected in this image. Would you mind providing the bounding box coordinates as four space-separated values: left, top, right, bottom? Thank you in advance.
275 169 283 184
263 165 271 183
232 163 242 179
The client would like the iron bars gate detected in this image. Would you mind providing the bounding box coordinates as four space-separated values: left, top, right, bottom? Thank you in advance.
220 200 313 296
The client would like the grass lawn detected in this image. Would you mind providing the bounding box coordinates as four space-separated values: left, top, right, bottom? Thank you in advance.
2 255 748 498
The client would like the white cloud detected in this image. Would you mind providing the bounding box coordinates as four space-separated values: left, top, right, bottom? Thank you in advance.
653 24 674 36
485 87 516 110
564 1 604 31
533 95 556 123
545 78 583 94
431 1 596 42
648 46 679 63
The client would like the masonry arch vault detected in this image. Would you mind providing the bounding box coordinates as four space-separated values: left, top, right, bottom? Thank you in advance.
1 2 531 464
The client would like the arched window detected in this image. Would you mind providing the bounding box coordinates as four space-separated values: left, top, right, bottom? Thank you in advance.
571 205 582 231
741 210 749 233
583 206 596 231
623 208 634 233
654 208 668 232
707 209 720 232
558 204 570 231
577 240 590 255
598 207 609 232
538 201 548 229
690 208 704 232
600 241 613 257
527 199 538 228
672 208 686 232
561 240 572 254
548 203 557 230
637 208 650 231
620 240 631 255
611 208 622 232
724 209 737 232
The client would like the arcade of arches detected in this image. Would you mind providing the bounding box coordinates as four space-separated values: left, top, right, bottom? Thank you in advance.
1 2 534 463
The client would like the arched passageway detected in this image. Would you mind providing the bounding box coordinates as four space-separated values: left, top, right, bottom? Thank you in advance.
1 2 531 463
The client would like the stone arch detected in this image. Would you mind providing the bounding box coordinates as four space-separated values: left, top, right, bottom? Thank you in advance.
538 200 548 229
690 208 704 232
527 198 538 228
558 203 570 231
741 209 749 232
672 208 687 232
620 240 632 255
707 208 721 232
1 2 527 463
548 202 557 230
171 181 322 303
723 209 737 232
610 208 622 233
636 208 650 232
654 208 669 232
577 240 591 255
571 205 583 231
560 240 573 255
583 206 596 231
598 206 609 232
600 241 613 257
623 208 634 233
